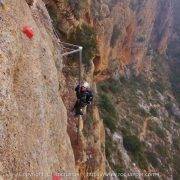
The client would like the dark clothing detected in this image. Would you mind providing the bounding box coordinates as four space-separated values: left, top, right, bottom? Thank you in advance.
75 85 93 104
74 85 93 115
74 100 83 115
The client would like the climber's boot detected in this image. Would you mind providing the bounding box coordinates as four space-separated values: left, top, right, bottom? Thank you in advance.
79 108 83 115
75 108 83 116
77 112 83 116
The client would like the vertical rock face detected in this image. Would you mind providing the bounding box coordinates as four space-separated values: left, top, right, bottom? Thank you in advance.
0 0 76 179
151 0 173 53
91 0 173 78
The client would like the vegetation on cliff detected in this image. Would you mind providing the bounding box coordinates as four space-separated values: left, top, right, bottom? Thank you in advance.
68 23 97 68
96 52 178 177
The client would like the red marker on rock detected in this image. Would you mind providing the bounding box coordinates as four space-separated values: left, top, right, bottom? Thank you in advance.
22 26 34 39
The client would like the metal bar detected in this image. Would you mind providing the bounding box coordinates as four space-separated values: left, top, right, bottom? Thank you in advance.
61 49 81 56
77 117 80 144
79 47 83 85
62 48 79 53
51 23 84 146
62 46 75 50
77 46 83 145
62 47 78 52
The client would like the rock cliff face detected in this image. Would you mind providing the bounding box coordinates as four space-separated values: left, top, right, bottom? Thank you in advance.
0 0 179 180
0 0 76 179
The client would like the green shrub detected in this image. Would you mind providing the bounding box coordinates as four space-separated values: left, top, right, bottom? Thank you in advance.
99 94 113 112
139 108 149 117
156 127 166 139
110 80 121 93
134 152 149 170
98 82 109 92
114 165 124 174
125 74 149 92
68 24 97 68
173 154 180 179
173 137 180 151
146 152 161 168
98 93 118 132
103 115 116 132
155 144 168 157
123 135 142 153
105 140 111 160
121 126 132 138
165 102 172 112
98 79 121 94
123 135 148 169
136 36 145 43
148 121 166 139
171 72 180 83
171 72 180 104
149 107 158 117
105 136 116 160
151 82 165 93
99 94 117 118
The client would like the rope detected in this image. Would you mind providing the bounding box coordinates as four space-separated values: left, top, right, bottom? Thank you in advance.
79 48 82 85
51 22 83 145
77 48 83 145
77 117 80 144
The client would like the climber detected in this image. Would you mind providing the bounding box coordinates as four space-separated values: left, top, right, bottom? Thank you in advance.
73 82 93 116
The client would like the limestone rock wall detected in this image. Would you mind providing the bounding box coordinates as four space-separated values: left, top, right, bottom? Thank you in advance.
90 0 173 78
0 0 76 179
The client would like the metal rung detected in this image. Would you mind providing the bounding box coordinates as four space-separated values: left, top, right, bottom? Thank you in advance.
61 49 81 56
